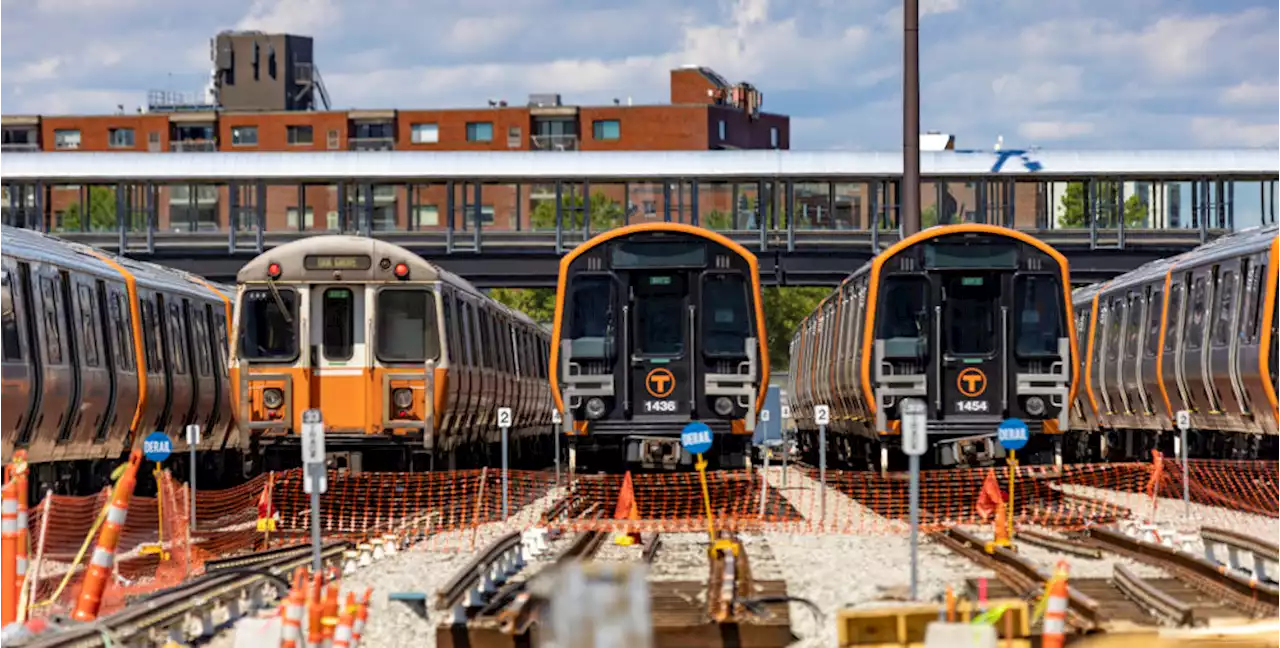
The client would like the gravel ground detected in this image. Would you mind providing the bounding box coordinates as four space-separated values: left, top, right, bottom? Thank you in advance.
760 466 996 648
203 486 569 648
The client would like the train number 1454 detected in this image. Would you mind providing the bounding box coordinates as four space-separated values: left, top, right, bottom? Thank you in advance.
644 400 677 413
955 400 989 413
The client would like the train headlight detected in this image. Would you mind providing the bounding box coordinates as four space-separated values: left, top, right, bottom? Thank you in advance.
585 398 606 420
1025 396 1047 417
714 396 734 417
263 388 284 410
393 388 413 409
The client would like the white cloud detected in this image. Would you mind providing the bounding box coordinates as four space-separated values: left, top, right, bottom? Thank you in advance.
0 0 1275 150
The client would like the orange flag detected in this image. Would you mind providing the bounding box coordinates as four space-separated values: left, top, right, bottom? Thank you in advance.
975 469 1005 521
257 472 277 532
1145 449 1164 499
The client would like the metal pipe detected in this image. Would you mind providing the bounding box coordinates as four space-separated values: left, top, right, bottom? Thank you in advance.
901 0 921 236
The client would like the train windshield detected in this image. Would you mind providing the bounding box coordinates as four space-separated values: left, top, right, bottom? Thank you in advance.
376 288 440 362
877 275 930 358
943 275 998 356
635 273 685 356
239 288 298 361
701 274 752 356
1013 274 1065 357
568 275 615 359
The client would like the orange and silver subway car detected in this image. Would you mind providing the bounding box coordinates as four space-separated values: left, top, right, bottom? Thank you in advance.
549 223 768 471
1 225 236 495
231 236 553 473
1071 224 1278 461
787 224 1080 472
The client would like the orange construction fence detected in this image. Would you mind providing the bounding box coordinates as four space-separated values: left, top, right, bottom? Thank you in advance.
13 457 1277 619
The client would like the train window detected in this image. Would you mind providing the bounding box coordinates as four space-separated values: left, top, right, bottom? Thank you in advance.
701 274 751 357
108 293 134 371
375 289 440 363
567 276 615 359
193 312 212 377
1246 262 1267 342
1 269 21 362
1106 299 1123 363
1187 275 1207 350
1144 288 1162 358
1013 274 1064 357
1124 294 1141 360
460 302 477 366
239 288 299 362
1212 271 1236 348
876 276 930 357
321 288 355 361
634 273 685 357
943 274 998 356
442 293 461 364
39 277 63 365
214 314 230 377
139 299 161 371
1164 283 1184 353
77 285 101 368
168 302 187 375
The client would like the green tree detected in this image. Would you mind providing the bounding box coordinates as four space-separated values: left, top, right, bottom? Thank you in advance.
489 288 556 325
530 191 624 231
702 209 735 230
921 204 938 228
762 286 829 370
58 186 118 232
1057 182 1148 228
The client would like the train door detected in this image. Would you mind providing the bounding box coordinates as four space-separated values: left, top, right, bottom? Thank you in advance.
310 284 366 432
628 271 692 420
937 273 1004 419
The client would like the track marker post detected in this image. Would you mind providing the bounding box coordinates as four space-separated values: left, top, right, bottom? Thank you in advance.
185 424 200 532
814 405 830 526
1175 410 1191 520
498 407 512 519
141 432 173 561
900 398 928 601
995 418 1030 551
301 409 327 574
780 404 791 487
551 409 563 487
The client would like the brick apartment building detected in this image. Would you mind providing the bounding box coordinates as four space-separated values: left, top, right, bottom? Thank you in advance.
0 31 809 233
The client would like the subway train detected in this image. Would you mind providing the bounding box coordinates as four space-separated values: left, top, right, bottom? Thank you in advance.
1070 224 1278 461
549 223 768 471
787 224 1080 471
231 235 554 472
1 225 238 495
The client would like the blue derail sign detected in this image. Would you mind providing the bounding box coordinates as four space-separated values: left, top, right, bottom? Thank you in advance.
996 418 1030 452
681 421 713 455
143 431 173 463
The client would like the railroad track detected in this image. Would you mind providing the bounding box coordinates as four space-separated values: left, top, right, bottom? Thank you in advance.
1200 525 1279 586
20 542 351 648
938 526 1279 634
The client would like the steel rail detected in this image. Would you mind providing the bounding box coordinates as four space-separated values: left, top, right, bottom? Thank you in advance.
432 530 523 613
1086 527 1279 617
1111 564 1195 627
24 542 350 648
1017 529 1103 560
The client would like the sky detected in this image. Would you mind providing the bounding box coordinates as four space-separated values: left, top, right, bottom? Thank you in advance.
1 0 1277 151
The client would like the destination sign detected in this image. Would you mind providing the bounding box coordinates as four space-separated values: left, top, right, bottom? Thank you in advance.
304 255 372 271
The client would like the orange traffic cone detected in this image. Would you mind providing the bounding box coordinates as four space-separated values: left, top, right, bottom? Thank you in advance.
1041 561 1069 648
613 471 642 546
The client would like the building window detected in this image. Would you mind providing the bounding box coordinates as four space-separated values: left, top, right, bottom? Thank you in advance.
465 122 493 142
411 123 439 144
286 206 314 229
592 120 621 141
326 211 340 231
718 120 726 141
108 128 135 148
231 126 258 146
53 129 81 150
287 125 314 145
769 127 779 149
413 205 439 227
327 129 339 149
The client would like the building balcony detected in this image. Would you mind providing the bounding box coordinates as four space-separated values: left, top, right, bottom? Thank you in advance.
169 140 217 152
531 135 579 151
1 143 40 152
349 137 396 151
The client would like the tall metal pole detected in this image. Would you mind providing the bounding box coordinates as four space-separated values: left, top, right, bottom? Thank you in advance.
902 0 922 236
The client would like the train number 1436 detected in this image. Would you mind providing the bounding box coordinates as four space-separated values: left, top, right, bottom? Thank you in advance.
955 400 989 413
644 400 677 413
